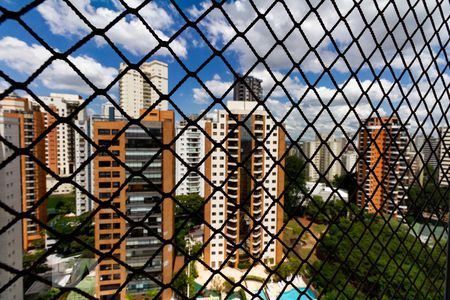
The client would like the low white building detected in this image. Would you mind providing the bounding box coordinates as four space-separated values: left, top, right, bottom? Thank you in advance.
305 182 348 202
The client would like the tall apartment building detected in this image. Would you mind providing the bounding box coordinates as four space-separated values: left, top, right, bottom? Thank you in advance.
413 135 440 185
203 100 285 269
415 135 439 169
39 93 85 194
233 75 263 102
342 150 358 173
74 116 93 215
175 116 211 196
302 135 346 182
439 128 450 186
356 117 409 215
0 96 47 250
0 114 23 300
119 61 168 118
302 139 321 181
93 108 175 299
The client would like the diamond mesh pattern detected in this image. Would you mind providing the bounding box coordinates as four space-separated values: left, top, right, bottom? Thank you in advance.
0 0 449 299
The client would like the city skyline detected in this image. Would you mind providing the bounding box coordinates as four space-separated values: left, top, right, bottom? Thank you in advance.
1 1 448 140
0 1 448 299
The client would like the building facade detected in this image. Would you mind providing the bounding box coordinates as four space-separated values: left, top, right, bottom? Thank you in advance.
233 75 263 102
119 61 169 118
175 116 210 197
0 96 47 250
0 115 23 300
74 116 93 215
39 93 85 194
342 150 358 173
302 135 346 182
356 117 409 215
414 135 440 185
439 128 450 186
93 109 175 299
203 100 285 269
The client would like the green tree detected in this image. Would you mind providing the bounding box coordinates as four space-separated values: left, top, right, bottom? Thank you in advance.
174 194 205 254
407 183 449 220
38 288 61 300
146 289 159 299
23 250 49 273
173 269 195 296
284 155 307 216
46 212 94 256
310 217 445 299
331 172 358 203
175 194 204 218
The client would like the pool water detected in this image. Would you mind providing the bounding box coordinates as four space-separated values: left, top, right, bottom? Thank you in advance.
258 288 316 300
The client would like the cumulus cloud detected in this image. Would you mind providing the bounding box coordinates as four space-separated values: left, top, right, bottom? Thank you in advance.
188 0 449 74
37 0 187 57
193 74 233 104
194 67 449 139
0 37 117 94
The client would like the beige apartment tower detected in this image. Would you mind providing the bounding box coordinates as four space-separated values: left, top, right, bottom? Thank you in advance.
119 61 169 118
203 100 285 269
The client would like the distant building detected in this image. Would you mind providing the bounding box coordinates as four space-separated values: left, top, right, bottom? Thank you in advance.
342 150 358 173
302 139 321 182
0 96 47 250
175 115 211 196
287 141 302 158
415 135 439 168
413 135 440 185
233 75 263 102
302 134 347 182
39 93 85 194
93 108 175 299
101 102 123 119
74 116 93 215
203 100 285 269
0 114 23 300
356 117 409 215
305 182 348 202
439 128 450 186
119 61 168 118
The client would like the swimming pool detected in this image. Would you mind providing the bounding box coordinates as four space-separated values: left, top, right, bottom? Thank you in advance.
258 288 316 300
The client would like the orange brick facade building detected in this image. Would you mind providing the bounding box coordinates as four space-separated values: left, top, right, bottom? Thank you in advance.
0 97 47 250
357 117 409 215
93 109 175 299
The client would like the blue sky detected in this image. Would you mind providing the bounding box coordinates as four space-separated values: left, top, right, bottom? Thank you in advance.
0 0 448 138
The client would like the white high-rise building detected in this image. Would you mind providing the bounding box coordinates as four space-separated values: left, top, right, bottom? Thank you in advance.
203 100 285 269
74 116 93 215
324 136 345 180
119 61 168 118
439 128 450 186
302 135 346 182
39 93 85 194
101 102 122 119
175 116 210 196
342 150 358 173
302 139 321 181
0 115 23 300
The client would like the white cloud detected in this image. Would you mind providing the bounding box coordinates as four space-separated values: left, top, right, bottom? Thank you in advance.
188 0 449 74
0 37 117 95
0 37 51 74
192 74 233 104
37 0 187 58
194 66 449 138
